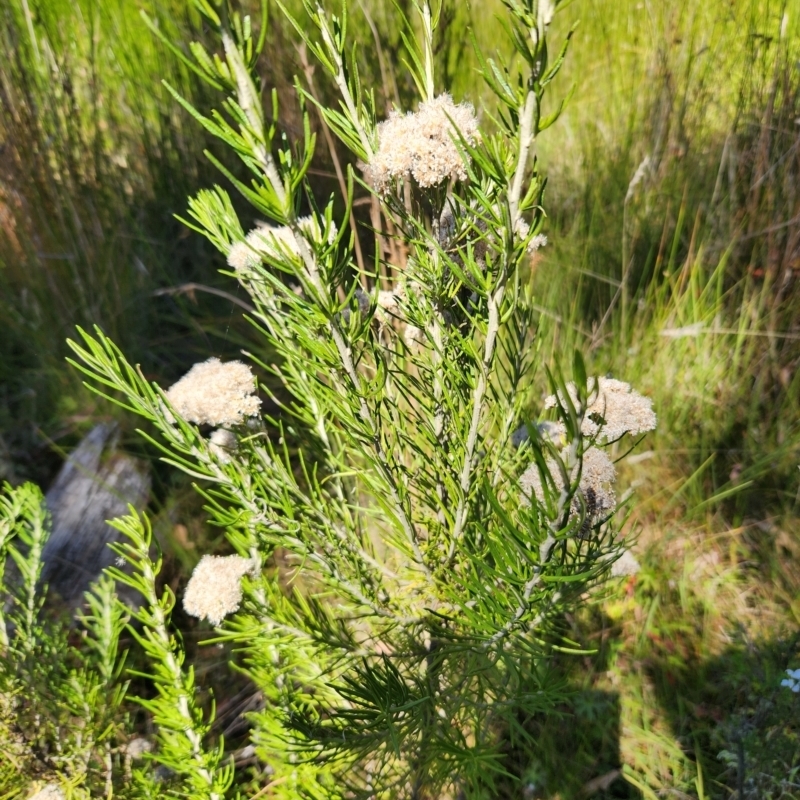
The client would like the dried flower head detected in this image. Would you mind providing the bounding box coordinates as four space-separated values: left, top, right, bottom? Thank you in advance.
227 216 337 271
209 428 238 463
545 377 657 442
364 94 479 191
183 554 256 626
611 549 640 577
520 446 617 522
166 358 260 427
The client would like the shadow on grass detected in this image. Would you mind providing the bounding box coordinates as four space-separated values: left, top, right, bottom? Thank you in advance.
644 631 800 799
504 629 800 800
519 688 641 800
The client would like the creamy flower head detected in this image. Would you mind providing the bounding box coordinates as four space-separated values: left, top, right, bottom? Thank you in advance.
227 216 337 271
183 554 256 626
365 94 479 191
520 446 617 520
545 377 657 442
166 358 260 427
28 786 65 800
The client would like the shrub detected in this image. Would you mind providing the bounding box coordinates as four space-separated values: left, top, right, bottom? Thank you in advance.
2 1 659 798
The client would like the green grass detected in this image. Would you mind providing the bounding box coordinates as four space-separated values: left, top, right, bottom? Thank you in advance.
520 1 800 795
0 0 265 486
1 0 799 796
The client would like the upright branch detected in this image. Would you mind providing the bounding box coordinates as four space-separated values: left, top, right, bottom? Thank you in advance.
107 511 232 800
220 4 430 575
447 1 554 564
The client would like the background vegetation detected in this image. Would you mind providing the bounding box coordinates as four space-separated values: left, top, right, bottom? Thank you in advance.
0 0 798 796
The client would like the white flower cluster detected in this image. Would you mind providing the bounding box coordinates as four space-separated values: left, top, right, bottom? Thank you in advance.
781 668 800 693
166 358 260 427
183 554 256 626
364 94 479 192
514 218 548 254
227 216 337 272
528 233 548 254
545 377 657 442
520 446 617 521
28 786 65 800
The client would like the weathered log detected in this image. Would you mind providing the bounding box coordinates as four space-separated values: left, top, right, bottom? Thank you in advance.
41 422 150 604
